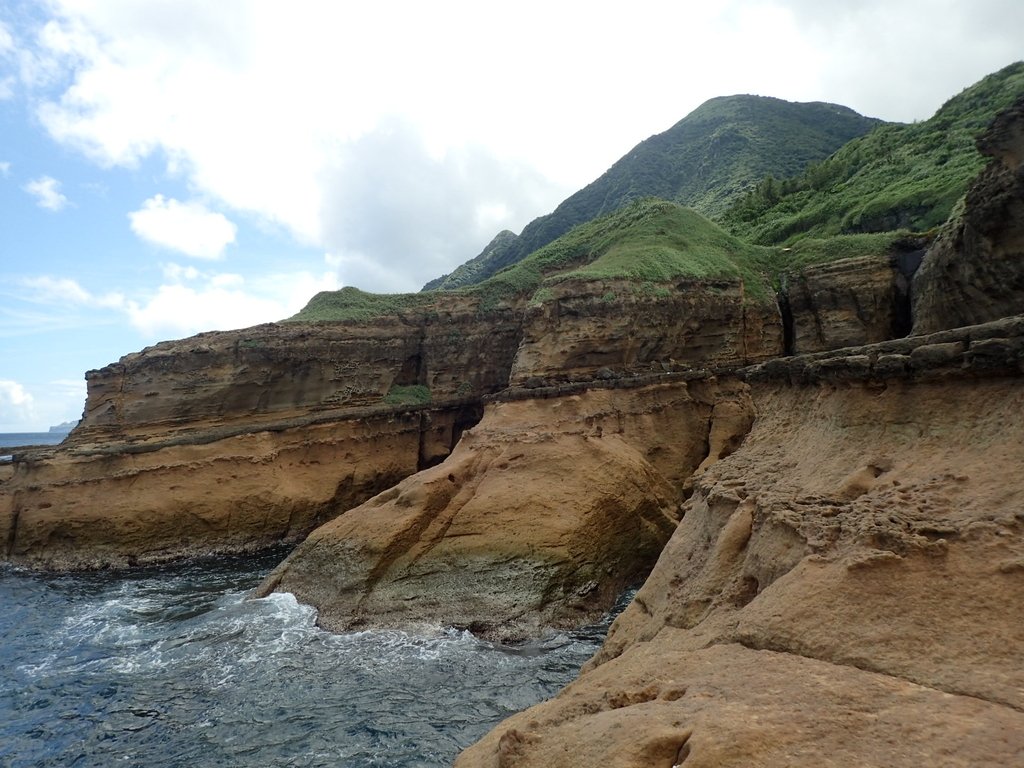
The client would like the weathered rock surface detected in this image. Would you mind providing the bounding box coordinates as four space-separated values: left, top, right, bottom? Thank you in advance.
2 404 479 569
256 380 754 641
745 313 1024 384
457 366 1024 767
509 277 780 385
72 296 520 444
3 257 779 569
913 94 1024 334
457 642 1024 768
457 94 1024 767
782 254 906 353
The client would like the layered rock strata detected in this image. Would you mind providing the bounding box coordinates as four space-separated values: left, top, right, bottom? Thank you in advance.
71 297 521 445
2 269 775 570
456 324 1024 767
509 277 780 385
781 253 909 353
2 403 480 570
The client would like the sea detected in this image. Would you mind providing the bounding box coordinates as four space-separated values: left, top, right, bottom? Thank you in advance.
0 433 623 767
0 431 67 450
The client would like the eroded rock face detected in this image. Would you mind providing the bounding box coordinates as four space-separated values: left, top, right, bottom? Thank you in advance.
457 364 1024 766
3 267 776 570
913 94 1024 334
257 380 755 641
783 254 905 353
1 406 478 570
456 642 1023 768
73 298 521 444
510 277 780 385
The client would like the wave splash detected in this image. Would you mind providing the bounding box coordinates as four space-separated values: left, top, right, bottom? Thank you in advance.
1 552 618 767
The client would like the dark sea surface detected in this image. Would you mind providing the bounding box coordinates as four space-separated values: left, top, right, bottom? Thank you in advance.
0 550 623 767
0 432 67 449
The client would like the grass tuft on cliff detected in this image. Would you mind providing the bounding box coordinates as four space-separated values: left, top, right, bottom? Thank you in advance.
383 384 432 407
723 62 1024 244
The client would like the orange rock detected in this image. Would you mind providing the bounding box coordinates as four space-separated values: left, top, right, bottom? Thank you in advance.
458 374 1024 766
257 382 752 641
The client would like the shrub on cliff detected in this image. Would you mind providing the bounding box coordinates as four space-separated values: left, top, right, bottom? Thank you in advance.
383 385 432 407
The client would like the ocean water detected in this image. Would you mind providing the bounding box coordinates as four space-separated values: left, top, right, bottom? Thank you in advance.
1 432 67 465
0 550 623 767
0 432 67 454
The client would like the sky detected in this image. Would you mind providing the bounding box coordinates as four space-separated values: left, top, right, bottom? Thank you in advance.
0 0 1021 431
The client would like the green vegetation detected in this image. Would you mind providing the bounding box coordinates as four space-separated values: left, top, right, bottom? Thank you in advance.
288 202 907 323
770 232 907 272
383 384 432 406
466 199 776 305
723 62 1024 245
426 95 879 290
288 286 432 323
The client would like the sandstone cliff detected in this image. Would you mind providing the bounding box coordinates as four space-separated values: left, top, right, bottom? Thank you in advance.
0 260 773 574
510 277 779 385
781 252 911 353
71 295 519 444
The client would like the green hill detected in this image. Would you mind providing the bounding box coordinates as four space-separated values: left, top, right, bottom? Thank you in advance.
293 200 777 323
423 95 879 291
722 62 1024 244
468 199 776 307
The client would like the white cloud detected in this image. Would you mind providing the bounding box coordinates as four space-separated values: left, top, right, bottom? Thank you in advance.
0 20 12 54
24 175 69 211
124 267 339 337
162 262 200 282
124 282 280 337
0 380 36 426
320 119 564 291
128 195 236 259
44 378 87 427
16 263 338 340
0 378 85 433
0 161 10 177
21 276 125 309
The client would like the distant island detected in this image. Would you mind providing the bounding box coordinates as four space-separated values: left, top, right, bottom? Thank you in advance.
48 421 79 434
